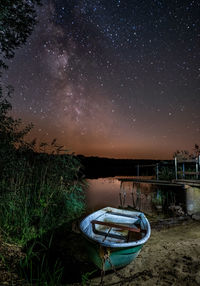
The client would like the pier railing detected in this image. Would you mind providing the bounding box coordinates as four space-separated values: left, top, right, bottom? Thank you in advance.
174 156 200 180
133 161 174 181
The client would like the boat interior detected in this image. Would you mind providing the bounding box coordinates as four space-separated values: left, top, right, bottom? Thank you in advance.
90 210 146 243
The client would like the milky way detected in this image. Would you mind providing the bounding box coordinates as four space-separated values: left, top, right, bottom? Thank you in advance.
4 0 200 159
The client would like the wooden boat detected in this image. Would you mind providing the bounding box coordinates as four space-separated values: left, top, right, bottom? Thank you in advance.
80 207 151 271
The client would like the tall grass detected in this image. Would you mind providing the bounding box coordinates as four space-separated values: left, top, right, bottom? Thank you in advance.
17 235 64 285
0 93 86 284
0 147 86 284
0 149 86 245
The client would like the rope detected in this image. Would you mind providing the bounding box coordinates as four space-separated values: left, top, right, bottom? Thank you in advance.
100 248 110 285
99 248 152 285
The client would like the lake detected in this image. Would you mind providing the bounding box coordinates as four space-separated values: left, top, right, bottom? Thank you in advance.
86 177 200 218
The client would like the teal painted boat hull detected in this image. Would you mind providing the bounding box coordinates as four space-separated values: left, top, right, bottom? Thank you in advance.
85 240 143 271
80 207 151 271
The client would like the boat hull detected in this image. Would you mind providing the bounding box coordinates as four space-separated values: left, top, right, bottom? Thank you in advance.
85 239 143 271
80 207 151 271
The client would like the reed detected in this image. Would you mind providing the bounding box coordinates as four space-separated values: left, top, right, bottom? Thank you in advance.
0 93 86 283
17 236 64 285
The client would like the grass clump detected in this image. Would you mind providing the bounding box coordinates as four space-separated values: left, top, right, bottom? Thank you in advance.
17 236 64 285
0 92 86 245
0 92 86 284
0 172 85 245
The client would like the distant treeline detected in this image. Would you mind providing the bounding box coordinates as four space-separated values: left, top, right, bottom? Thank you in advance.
18 152 174 179
77 155 173 178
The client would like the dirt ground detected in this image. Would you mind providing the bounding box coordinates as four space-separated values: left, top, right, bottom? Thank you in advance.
0 236 25 285
1 220 200 285
90 221 200 286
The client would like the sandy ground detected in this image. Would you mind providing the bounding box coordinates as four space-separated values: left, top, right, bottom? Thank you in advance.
90 221 200 286
1 220 200 285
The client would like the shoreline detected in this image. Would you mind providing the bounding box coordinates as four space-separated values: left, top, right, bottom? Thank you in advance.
1 218 200 285
88 220 200 286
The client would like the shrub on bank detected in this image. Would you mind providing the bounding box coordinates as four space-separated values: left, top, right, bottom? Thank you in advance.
0 93 86 245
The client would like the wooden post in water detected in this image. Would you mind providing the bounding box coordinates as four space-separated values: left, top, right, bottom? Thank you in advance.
175 157 178 180
119 181 123 207
119 190 126 208
137 164 140 176
196 156 199 180
199 155 200 180
131 182 136 209
156 163 159 180
123 192 126 207
120 192 126 208
119 192 122 207
182 163 185 179
131 191 135 209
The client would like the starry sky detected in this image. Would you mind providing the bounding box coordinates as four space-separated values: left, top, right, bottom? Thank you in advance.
4 0 200 159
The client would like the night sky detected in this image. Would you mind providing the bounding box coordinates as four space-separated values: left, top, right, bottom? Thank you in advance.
4 0 200 159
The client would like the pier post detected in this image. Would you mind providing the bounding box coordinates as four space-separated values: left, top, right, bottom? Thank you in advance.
119 181 122 207
123 192 126 207
199 155 200 179
175 157 178 180
119 191 126 208
182 163 185 179
196 156 199 180
156 163 159 180
119 192 122 207
131 191 136 208
137 164 140 176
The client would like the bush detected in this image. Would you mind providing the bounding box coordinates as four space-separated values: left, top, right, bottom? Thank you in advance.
158 166 175 181
0 92 86 245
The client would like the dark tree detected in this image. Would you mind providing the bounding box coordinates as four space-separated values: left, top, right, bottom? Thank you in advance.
0 0 41 69
0 0 40 140
0 0 40 176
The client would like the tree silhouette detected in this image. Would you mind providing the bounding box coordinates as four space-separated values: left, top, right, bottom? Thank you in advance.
0 0 41 70
0 0 40 176
173 145 200 159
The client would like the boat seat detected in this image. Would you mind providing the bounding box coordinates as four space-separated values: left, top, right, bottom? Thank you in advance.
91 220 143 241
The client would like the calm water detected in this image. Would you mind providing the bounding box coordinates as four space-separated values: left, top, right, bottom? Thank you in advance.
86 177 200 217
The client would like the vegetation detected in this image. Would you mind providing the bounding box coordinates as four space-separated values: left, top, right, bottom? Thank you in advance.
81 269 97 286
0 90 86 243
156 145 200 181
174 144 200 160
158 165 175 181
0 91 86 284
17 236 64 285
0 2 86 284
0 3 199 283
0 0 41 70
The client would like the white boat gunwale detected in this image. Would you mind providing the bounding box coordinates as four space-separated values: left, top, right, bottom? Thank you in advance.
80 207 151 248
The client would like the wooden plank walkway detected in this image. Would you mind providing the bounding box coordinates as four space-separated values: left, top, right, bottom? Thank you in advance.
174 179 200 187
117 177 200 188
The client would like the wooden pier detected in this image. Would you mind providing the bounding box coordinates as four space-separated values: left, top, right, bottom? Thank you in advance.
117 177 200 188
117 156 200 188
175 156 200 180
174 179 200 187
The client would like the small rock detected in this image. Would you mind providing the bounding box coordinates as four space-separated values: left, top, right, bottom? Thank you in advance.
192 214 200 221
195 271 200 284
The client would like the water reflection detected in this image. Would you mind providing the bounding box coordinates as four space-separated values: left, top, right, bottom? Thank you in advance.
119 180 185 216
86 178 121 212
120 181 153 213
86 178 200 217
